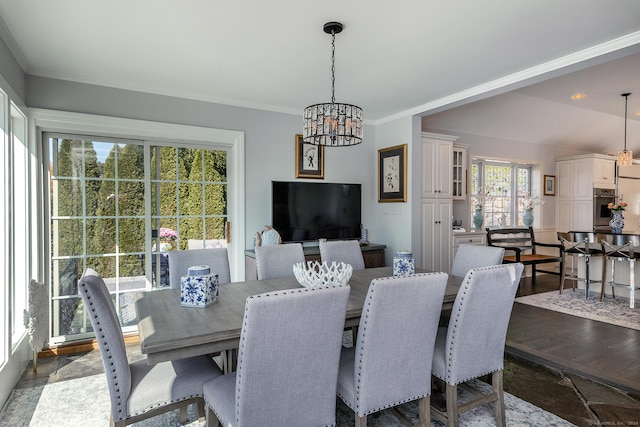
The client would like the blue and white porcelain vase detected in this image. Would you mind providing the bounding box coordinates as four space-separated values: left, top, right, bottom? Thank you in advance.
472 207 484 230
523 209 534 228
609 211 624 234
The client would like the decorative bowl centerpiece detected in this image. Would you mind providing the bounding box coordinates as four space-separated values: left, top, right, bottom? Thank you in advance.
293 261 353 288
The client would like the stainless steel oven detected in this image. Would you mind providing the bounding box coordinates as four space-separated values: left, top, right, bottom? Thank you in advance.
593 188 616 231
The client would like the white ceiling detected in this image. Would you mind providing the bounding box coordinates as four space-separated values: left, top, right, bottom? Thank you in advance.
1 1 640 154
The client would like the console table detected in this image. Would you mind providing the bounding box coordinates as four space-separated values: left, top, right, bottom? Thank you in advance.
244 243 386 279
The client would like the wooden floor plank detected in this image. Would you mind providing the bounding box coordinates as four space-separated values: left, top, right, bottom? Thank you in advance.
506 301 640 395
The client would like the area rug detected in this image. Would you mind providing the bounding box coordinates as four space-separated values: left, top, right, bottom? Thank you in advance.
516 289 640 331
0 373 574 427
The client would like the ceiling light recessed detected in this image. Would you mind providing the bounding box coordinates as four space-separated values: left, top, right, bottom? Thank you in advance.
571 93 586 100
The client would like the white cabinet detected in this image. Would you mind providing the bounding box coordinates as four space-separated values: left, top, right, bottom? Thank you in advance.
422 199 452 272
556 160 573 201
452 231 486 260
422 137 452 198
555 154 616 232
421 132 459 273
452 145 467 200
593 157 616 188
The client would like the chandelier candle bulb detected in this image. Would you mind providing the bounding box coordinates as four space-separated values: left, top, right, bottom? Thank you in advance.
393 250 414 277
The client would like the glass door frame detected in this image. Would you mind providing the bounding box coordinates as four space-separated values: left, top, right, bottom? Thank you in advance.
33 109 245 345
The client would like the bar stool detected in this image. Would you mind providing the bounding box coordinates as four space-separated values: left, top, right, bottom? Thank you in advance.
600 234 640 308
558 231 600 298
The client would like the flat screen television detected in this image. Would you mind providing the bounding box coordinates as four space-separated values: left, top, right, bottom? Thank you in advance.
272 181 362 243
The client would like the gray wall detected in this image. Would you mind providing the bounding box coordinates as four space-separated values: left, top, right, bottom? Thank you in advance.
26 76 378 250
0 35 25 101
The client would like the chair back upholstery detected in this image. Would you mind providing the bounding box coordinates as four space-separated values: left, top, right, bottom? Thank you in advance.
235 285 350 426
78 268 131 422
348 273 448 415
254 243 305 280
168 248 231 288
450 244 505 277
319 240 366 270
433 263 523 385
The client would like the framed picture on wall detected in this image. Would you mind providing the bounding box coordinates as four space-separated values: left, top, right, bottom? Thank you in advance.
378 144 407 202
295 134 324 179
544 175 556 196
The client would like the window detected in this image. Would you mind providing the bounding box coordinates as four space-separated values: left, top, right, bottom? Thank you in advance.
47 135 229 343
471 158 532 228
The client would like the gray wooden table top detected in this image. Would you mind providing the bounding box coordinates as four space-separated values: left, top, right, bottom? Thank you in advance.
135 266 462 364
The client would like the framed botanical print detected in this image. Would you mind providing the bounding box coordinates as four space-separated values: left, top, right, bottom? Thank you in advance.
544 175 556 196
378 144 407 202
295 134 324 179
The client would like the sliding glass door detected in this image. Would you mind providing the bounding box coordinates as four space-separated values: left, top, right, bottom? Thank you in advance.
47 135 229 343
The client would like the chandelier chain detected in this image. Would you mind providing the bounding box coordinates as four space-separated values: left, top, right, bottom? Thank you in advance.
330 29 336 104
624 93 628 151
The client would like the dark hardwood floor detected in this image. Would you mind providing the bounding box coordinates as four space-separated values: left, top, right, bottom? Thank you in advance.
507 272 640 395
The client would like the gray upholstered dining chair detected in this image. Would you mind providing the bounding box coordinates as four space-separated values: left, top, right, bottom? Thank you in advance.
450 244 505 277
319 239 366 270
431 263 524 427
336 272 448 427
203 284 350 427
78 268 223 427
168 248 231 288
254 242 305 280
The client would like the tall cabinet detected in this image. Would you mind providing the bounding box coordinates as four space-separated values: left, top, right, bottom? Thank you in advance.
556 154 616 232
421 132 459 272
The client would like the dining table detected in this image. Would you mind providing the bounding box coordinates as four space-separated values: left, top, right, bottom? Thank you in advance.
134 266 463 367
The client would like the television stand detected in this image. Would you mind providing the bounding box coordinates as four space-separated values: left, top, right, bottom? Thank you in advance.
244 243 386 280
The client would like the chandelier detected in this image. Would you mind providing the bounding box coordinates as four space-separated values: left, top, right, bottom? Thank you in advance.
618 93 633 166
303 22 363 146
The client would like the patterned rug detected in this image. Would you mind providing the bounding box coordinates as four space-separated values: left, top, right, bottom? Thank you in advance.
516 289 640 330
0 373 574 426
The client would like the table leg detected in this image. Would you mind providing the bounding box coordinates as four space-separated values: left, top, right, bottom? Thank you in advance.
584 255 590 299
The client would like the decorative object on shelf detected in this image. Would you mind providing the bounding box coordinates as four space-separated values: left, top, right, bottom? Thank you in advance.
360 227 368 243
303 22 363 147
256 226 281 246
295 134 324 179
519 192 544 228
159 227 177 251
471 185 495 230
543 175 556 196
393 250 415 277
472 207 484 230
378 144 407 203
618 93 633 166
523 209 534 227
608 201 628 234
293 261 353 288
180 265 219 307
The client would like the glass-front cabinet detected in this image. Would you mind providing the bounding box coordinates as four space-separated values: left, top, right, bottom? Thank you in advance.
452 145 467 200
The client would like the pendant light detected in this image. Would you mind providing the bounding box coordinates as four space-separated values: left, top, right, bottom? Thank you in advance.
303 22 363 146
618 93 633 166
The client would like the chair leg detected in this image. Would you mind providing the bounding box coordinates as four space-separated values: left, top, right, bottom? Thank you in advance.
445 383 459 427
560 253 567 294
179 406 187 424
492 371 506 427
205 405 221 427
197 399 206 422
601 257 608 301
418 395 430 427
355 414 367 427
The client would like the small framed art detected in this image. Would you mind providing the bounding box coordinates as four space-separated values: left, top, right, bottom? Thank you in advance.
544 175 556 196
295 134 324 179
378 144 407 202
